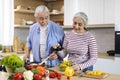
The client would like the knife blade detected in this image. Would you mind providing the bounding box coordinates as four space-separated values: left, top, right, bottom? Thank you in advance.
77 68 88 77
39 55 50 65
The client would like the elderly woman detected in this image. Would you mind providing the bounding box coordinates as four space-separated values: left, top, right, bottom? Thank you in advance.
23 5 64 67
63 12 98 71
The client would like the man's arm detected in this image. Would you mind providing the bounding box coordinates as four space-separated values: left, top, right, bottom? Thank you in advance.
23 48 31 62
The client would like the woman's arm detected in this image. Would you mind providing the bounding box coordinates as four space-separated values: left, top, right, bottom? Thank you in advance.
79 35 98 70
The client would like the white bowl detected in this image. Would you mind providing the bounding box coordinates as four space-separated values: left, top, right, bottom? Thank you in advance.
26 21 34 25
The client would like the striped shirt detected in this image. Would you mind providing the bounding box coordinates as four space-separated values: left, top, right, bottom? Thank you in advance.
63 30 98 70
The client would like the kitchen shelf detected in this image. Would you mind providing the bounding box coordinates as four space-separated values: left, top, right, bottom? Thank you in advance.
63 24 114 29
15 24 114 29
14 25 30 28
14 9 34 14
14 9 64 15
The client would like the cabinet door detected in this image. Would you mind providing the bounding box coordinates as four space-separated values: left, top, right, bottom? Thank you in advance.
104 0 115 24
64 0 115 25
64 0 79 25
64 0 104 25
115 0 120 21
88 0 104 24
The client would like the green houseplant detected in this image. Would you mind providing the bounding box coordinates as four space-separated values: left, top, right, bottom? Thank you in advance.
1 54 24 73
0 44 2 52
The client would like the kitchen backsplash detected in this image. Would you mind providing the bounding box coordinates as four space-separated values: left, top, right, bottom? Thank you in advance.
14 27 114 53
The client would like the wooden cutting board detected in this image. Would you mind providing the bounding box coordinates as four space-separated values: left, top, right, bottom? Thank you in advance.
50 66 109 79
82 73 109 79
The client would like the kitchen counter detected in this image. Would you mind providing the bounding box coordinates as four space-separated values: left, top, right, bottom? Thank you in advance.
0 71 120 80
98 52 114 60
0 52 120 80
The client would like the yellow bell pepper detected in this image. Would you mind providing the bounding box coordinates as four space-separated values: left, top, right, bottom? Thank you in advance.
64 67 75 77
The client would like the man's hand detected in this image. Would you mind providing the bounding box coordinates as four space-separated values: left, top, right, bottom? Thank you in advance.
49 52 58 60
23 55 29 62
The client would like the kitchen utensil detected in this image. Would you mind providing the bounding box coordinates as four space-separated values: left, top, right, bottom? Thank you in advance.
39 55 50 65
77 68 88 77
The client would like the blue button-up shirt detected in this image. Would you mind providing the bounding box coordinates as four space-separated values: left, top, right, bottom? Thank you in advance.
27 21 64 67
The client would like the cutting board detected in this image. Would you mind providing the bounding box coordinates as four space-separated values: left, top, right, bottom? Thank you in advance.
50 66 109 79
82 72 109 79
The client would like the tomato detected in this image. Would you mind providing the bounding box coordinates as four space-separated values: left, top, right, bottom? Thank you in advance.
25 65 32 70
54 71 62 80
13 72 23 80
33 74 42 80
57 73 62 80
49 72 56 78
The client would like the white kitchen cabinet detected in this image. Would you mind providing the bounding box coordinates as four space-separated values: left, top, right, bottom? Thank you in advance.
64 0 115 25
115 0 120 22
87 0 104 24
104 0 115 24
64 0 79 25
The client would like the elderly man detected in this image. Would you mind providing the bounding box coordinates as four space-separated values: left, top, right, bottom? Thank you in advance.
23 5 64 67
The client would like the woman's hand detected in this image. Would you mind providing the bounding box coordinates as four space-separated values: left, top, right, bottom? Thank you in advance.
49 52 58 60
52 43 60 49
72 64 80 71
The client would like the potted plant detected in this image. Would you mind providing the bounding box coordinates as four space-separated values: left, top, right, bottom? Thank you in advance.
1 54 24 74
0 44 2 53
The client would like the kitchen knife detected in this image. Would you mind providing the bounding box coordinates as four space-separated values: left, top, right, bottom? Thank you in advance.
39 55 50 65
77 68 88 77
39 45 64 65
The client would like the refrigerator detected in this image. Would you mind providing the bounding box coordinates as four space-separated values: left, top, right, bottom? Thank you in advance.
115 21 120 57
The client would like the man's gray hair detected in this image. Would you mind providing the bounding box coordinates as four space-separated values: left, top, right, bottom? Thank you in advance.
74 12 88 24
34 5 49 17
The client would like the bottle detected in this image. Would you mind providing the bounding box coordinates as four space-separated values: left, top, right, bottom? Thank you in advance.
46 70 50 80
22 19 26 26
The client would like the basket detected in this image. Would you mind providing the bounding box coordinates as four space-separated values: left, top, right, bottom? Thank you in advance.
5 66 14 74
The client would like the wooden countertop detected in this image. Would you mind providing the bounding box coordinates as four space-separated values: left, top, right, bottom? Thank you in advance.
98 52 114 60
